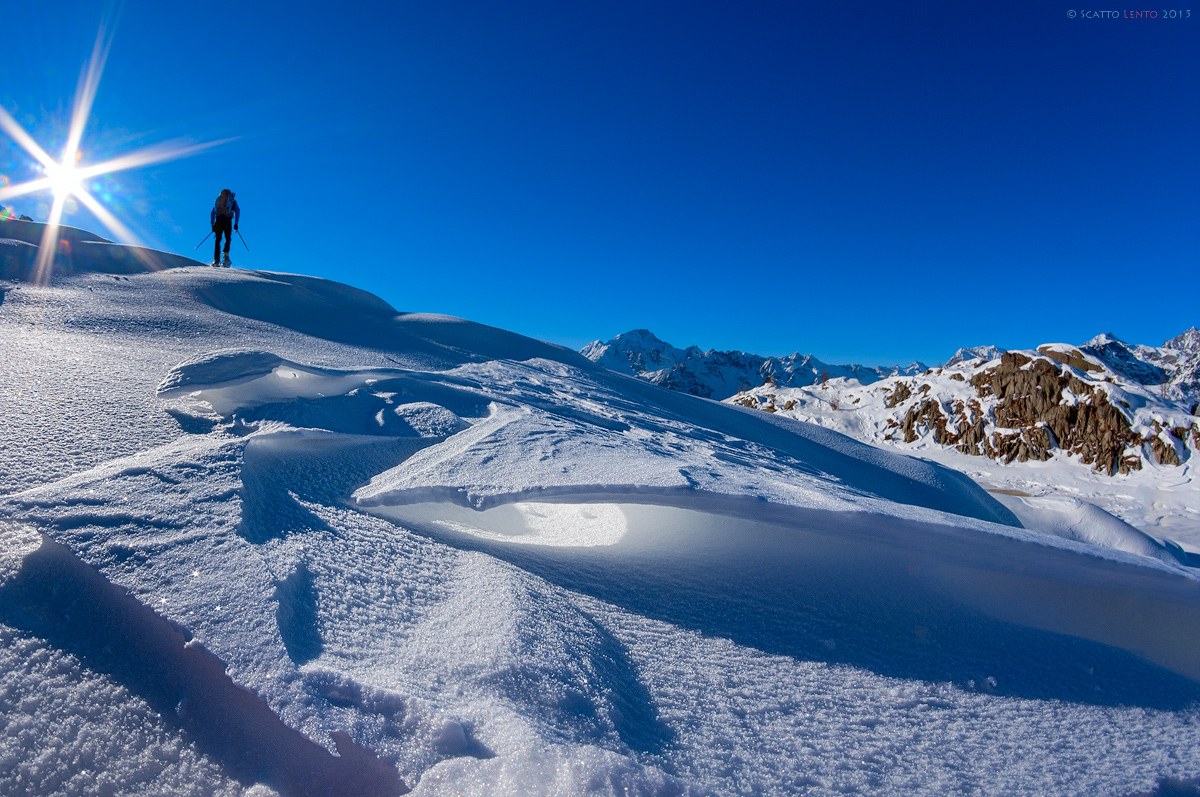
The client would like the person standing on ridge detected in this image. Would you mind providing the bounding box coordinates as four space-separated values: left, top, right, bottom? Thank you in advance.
210 189 240 267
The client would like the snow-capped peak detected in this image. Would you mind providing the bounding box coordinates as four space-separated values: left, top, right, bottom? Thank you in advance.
1165 326 1200 352
1083 331 1126 348
579 328 691 377
946 345 1005 367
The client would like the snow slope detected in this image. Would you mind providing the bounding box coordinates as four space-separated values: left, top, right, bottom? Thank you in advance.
2 220 1200 796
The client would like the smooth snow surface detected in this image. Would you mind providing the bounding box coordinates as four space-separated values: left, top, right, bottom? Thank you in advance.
2 223 1199 796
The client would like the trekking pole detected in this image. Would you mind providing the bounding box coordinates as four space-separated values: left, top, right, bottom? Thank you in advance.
194 231 212 250
236 229 249 251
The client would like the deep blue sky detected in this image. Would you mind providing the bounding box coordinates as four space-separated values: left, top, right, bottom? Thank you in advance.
3 1 1196 365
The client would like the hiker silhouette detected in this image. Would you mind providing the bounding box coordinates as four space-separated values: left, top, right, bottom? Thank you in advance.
210 189 240 266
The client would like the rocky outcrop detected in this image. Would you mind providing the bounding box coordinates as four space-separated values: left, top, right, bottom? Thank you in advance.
888 352 1179 475
1036 346 1105 374
884 382 911 409
660 327 1200 477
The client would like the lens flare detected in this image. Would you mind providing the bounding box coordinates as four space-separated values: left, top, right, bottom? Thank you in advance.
0 23 231 284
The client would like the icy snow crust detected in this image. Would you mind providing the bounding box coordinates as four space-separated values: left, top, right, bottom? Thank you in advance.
2 233 1199 795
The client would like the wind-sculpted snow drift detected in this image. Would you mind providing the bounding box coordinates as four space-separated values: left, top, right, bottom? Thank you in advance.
0 526 407 796
1 221 1199 796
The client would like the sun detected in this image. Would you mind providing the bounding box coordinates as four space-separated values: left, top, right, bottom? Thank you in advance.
0 24 229 283
45 158 85 199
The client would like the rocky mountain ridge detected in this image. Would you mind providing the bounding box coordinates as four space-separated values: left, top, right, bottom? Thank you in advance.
726 331 1199 477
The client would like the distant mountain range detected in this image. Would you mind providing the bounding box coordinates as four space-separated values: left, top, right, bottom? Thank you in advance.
580 329 927 399
581 328 1200 476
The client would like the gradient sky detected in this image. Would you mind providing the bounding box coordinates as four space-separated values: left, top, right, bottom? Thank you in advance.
2 1 1196 365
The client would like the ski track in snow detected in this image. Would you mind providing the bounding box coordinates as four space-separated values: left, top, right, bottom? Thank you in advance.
1 237 1199 796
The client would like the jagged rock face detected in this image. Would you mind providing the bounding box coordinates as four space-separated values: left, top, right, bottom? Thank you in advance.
884 382 911 409
1037 346 1105 374
963 353 1144 475
883 352 1192 475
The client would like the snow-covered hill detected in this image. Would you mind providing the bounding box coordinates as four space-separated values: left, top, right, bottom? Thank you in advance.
3 220 1200 796
581 329 926 399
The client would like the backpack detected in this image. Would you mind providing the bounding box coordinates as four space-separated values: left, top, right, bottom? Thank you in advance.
214 192 236 218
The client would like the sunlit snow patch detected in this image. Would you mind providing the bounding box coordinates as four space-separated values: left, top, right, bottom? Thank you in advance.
376 501 628 547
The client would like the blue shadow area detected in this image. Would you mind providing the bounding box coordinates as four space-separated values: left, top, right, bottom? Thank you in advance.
399 502 1200 713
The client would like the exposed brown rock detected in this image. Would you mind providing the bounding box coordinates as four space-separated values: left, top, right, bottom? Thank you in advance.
1002 351 1032 368
959 354 1143 474
884 382 911 409
1037 346 1104 373
1149 434 1181 466
900 398 942 443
